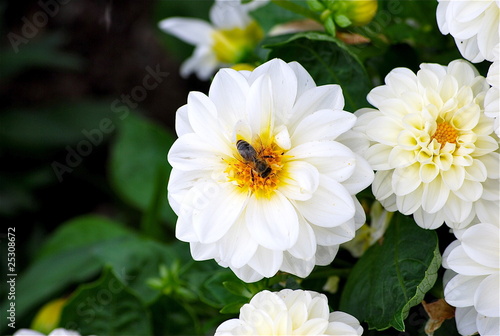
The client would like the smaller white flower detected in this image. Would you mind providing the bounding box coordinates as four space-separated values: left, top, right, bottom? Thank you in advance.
355 59 499 230
215 289 363 335
485 44 500 136
436 0 500 63
443 222 500 336
158 0 264 80
13 329 83 336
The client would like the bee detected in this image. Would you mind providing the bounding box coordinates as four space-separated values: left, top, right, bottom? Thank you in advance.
236 139 272 178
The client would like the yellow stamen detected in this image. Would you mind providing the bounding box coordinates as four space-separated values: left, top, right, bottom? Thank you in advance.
225 142 284 198
431 122 458 146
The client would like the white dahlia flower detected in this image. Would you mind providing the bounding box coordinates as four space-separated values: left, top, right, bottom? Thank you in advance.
13 329 82 336
158 0 264 80
355 59 499 230
436 0 500 63
167 58 373 282
443 222 500 336
485 44 500 136
214 289 363 335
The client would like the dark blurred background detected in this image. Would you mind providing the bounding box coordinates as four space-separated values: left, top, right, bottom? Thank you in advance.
0 0 212 270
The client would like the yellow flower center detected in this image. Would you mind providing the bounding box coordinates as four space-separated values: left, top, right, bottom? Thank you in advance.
225 141 285 198
212 21 263 64
431 122 458 146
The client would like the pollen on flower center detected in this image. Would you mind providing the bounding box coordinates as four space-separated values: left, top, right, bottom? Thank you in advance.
431 122 458 146
225 141 285 198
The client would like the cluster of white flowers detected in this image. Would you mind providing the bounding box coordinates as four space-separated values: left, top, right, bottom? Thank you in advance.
162 1 499 335
215 289 363 335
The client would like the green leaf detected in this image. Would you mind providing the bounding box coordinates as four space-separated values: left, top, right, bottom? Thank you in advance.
251 1 305 32
0 100 116 153
109 112 177 229
264 32 371 112
59 267 152 335
0 215 184 331
38 215 133 260
199 271 251 309
339 212 441 331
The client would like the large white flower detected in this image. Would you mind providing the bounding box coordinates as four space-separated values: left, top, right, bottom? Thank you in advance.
485 44 500 136
158 0 264 80
167 58 373 282
436 0 500 63
442 222 500 336
355 59 499 230
215 289 363 335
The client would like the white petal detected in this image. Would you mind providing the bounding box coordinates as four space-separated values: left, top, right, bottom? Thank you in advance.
453 179 483 202
442 193 473 225
289 85 345 129
312 221 356 246
296 177 355 228
396 185 423 215
287 216 317 260
175 105 193 136
372 170 395 201
248 59 298 125
209 1 250 29
455 306 479 336
477 7 500 62
366 116 401 145
246 192 299 250
187 91 230 150
209 68 250 132
442 164 465 191
324 322 360 335
288 61 317 97
461 223 500 269
193 183 248 244
180 45 218 80
218 218 258 269
364 144 392 170
291 109 356 144
168 133 224 171
293 318 329 335
422 176 450 213
475 274 500 317
286 141 357 182
477 315 500 336
446 245 494 276
279 160 320 201
341 154 374 195
231 264 264 283
280 252 315 278
445 274 485 307
413 207 445 229
158 17 213 45
247 246 283 278
329 311 362 334
246 74 273 136
315 244 339 265
190 241 218 261
392 164 422 196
